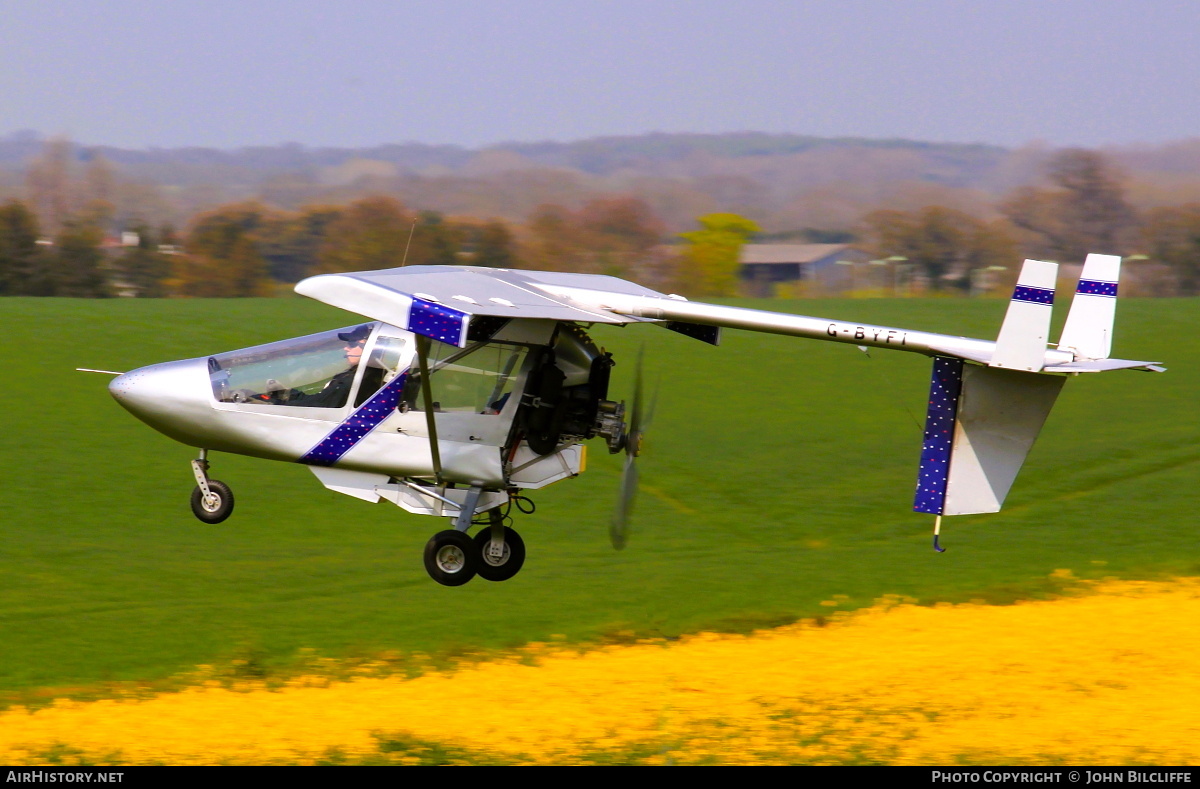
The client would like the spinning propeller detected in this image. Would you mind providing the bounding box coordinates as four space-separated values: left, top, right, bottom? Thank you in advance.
610 348 655 550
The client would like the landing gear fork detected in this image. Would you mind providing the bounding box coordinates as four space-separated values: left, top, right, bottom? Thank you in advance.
190 449 235 524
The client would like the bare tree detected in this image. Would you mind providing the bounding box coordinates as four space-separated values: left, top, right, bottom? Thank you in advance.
1002 149 1135 263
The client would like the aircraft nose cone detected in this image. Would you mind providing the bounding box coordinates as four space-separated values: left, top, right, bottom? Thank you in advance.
110 358 215 445
109 367 155 409
110 365 174 415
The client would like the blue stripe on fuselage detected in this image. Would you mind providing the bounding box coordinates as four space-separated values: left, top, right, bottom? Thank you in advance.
299 372 409 467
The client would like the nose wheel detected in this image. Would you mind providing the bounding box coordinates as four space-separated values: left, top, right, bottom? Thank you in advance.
190 453 234 524
191 479 234 523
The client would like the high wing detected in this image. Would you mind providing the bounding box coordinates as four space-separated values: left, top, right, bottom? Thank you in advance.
294 265 720 347
295 262 1158 371
292 266 656 342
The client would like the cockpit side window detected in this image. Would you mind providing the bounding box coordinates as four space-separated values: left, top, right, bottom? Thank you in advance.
208 323 379 408
406 340 528 414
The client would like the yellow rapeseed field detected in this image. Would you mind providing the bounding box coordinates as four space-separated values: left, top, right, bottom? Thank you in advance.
2 576 1198 765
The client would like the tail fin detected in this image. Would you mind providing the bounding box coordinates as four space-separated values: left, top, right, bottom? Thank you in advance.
912 253 1159 518
1057 253 1120 361
989 259 1058 372
914 359 1065 516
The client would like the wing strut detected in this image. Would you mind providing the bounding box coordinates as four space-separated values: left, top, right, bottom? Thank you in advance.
414 335 444 485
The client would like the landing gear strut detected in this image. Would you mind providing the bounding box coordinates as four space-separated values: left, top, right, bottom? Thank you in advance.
190 450 234 524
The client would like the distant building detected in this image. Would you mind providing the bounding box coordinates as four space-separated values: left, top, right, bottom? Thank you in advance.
739 243 872 296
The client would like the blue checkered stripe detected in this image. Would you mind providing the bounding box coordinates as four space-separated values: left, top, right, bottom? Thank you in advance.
1011 285 1054 305
299 373 409 467
1076 279 1118 297
409 298 468 346
913 357 964 515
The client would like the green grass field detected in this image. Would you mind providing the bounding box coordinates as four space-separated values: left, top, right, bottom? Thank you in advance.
1 295 1196 697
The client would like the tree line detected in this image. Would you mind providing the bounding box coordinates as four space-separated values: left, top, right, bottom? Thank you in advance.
860 148 1200 295
0 193 673 298
3 141 1200 298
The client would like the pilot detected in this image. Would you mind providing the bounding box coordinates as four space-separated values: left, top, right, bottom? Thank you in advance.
269 324 377 408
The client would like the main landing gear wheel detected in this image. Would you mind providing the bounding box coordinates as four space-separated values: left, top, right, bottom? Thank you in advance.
424 530 478 587
190 480 234 524
473 526 526 582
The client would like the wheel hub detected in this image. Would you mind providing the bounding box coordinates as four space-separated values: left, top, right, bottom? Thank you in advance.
435 544 466 573
482 540 510 567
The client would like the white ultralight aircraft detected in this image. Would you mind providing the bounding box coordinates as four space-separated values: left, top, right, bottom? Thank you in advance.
102 254 1162 585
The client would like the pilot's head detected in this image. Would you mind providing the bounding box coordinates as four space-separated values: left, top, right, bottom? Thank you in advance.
338 325 371 367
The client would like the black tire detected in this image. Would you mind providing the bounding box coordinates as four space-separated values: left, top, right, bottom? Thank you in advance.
423 530 477 586
190 480 234 524
473 526 526 582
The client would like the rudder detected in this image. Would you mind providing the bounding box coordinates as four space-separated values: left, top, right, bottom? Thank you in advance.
989 259 1058 372
1057 253 1121 361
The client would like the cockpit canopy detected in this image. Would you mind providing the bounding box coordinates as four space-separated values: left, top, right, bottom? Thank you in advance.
206 322 531 416
208 323 408 409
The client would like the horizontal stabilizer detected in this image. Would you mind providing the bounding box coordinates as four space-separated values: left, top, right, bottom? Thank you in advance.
1058 253 1121 361
990 259 1057 372
915 359 1064 516
1044 358 1165 373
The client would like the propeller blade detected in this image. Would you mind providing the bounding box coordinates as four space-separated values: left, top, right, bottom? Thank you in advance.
610 347 648 550
610 454 637 550
642 378 659 434
627 348 644 454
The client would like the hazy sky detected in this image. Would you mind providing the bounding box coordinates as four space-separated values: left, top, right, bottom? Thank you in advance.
2 0 1197 150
